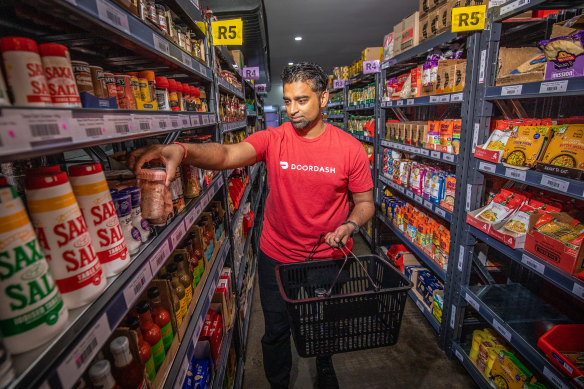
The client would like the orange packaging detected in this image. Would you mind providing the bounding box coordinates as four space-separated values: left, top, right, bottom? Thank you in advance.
410 67 423 98
440 120 454 153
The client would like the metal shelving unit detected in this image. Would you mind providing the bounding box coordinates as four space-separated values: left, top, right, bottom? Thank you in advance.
211 328 234 389
381 92 464 107
220 120 247 134
380 140 458 165
408 290 441 333
451 342 491 389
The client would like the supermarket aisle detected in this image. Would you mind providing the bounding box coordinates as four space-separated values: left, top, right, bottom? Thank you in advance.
242 235 477 388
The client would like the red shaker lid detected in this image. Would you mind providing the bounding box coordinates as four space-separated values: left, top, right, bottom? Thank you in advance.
168 79 177 92
155 76 169 89
25 171 69 190
0 37 39 54
39 43 69 58
68 163 104 177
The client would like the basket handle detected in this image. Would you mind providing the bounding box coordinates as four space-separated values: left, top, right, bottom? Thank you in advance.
305 233 326 262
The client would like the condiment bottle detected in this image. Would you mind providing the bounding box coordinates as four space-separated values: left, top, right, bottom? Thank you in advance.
115 74 136 109
145 0 157 25
154 76 170 111
0 183 68 354
0 37 52 106
69 163 129 277
39 43 81 107
176 82 185 111
147 287 174 352
25 171 106 309
138 78 153 110
120 187 150 242
167 79 180 111
192 234 204 284
110 336 148 389
89 360 120 389
70 60 94 96
174 254 193 304
136 301 165 370
126 317 155 381
182 84 191 111
111 192 142 254
166 263 186 323
160 274 182 326
139 71 158 110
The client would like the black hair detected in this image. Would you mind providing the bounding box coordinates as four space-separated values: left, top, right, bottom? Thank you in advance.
281 62 328 93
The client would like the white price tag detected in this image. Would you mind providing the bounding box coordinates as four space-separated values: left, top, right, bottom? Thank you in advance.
505 168 526 181
466 184 472 211
415 194 424 204
493 319 512 342
57 315 111 389
450 305 456 329
123 265 153 307
501 0 530 15
429 95 440 103
407 99 414 106
209 115 216 124
416 299 425 312
199 63 206 76
8 110 73 151
133 115 152 133
543 366 568 389
435 208 446 218
397 186 405 194
430 151 440 159
465 294 480 312
149 240 170 275
421 149 430 156
191 115 201 126
406 190 414 198
455 349 464 362
473 123 480 151
202 115 209 125
73 115 107 140
541 174 569 193
182 52 193 68
397 100 404 106
422 199 432 208
439 94 451 103
572 282 584 299
96 0 130 33
458 246 465 272
479 49 487 84
170 222 186 249
179 114 190 127
501 85 523 96
540 80 568 94
451 93 463 102
153 33 170 56
443 153 455 163
521 254 545 275
479 161 496 173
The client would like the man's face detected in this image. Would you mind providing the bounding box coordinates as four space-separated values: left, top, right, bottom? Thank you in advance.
283 81 328 130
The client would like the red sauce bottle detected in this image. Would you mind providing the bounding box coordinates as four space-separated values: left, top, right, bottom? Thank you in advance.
147 287 174 352
136 301 166 370
125 317 156 381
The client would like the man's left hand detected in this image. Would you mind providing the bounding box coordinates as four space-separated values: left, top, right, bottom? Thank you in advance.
324 224 354 248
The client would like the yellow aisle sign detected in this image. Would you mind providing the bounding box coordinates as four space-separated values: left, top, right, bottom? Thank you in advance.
451 5 487 32
211 19 243 45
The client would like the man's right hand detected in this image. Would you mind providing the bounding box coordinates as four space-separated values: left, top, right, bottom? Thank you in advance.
128 143 185 186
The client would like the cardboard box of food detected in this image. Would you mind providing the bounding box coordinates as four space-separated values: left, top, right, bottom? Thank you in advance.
383 32 395 61
452 60 467 92
466 206 493 235
550 14 584 39
362 47 382 62
474 144 505 163
496 47 545 86
229 50 245 69
393 21 404 56
400 12 420 52
436 2 453 33
419 14 431 43
525 213 584 278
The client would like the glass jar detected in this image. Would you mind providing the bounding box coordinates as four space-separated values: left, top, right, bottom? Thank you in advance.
145 0 157 25
155 3 168 33
137 168 167 220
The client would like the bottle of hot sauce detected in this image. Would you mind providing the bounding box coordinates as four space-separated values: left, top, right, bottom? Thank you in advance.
125 317 156 381
166 263 187 323
109 336 147 389
136 301 165 370
147 287 174 352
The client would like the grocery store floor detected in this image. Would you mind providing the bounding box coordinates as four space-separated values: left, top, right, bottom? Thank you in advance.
242 235 477 389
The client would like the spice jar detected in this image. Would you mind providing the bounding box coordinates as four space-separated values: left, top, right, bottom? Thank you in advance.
167 79 180 112
183 164 201 198
89 65 107 98
115 74 136 109
176 21 186 49
120 187 151 242
102 72 119 105
39 43 81 107
155 3 168 33
145 0 157 25
139 71 158 110
185 29 192 53
154 76 170 111
111 192 142 254
137 168 170 222
71 60 95 95
0 37 52 106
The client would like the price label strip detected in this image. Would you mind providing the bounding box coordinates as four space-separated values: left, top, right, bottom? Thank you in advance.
170 222 187 250
465 293 480 312
105 114 134 134
501 84 523 96
451 93 463 102
572 282 584 300
420 149 430 156
521 254 545 275
492 319 512 342
439 94 451 103
8 109 74 150
543 366 569 389
123 265 153 307
501 0 530 16
72 114 107 140
407 99 414 106
435 207 446 218
153 33 170 56
540 80 568 94
150 240 170 275
443 153 455 163
96 0 130 34
505 167 526 181
429 95 439 103
479 161 496 173
430 151 441 159
455 349 464 362
541 174 569 193
191 114 201 126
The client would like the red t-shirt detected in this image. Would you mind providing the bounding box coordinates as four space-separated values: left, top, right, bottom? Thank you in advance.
244 122 373 263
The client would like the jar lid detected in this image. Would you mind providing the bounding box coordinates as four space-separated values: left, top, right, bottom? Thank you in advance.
138 168 166 181
127 72 139 77
68 163 103 177
147 286 160 298
192 87 200 98
125 316 140 330
168 79 177 91
155 76 169 89
39 43 69 58
138 77 148 83
25 172 69 190
0 37 39 54
88 360 112 381
111 192 132 217
175 82 183 93
109 336 129 355
136 300 150 314
139 71 156 81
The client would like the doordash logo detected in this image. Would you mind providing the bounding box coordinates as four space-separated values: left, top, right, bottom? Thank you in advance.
279 161 336 173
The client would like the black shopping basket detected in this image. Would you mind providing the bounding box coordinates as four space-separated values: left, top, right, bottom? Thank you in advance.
275 237 413 357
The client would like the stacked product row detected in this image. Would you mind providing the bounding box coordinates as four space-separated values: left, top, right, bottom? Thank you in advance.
386 120 462 155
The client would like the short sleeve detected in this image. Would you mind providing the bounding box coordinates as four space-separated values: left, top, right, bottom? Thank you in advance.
349 145 374 193
243 129 271 163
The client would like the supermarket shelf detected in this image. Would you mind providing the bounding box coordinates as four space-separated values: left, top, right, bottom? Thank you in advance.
489 0 584 22
381 140 458 165
211 328 234 389
236 219 256 295
216 45 240 75
218 77 245 99
468 226 584 303
165 239 232 389
51 0 212 80
220 120 247 134
246 110 257 117
12 175 225 389
461 284 573 389
242 267 256 347
346 102 375 111
377 213 446 281
350 133 375 143
476 159 584 201
451 342 491 389
382 31 463 69
379 175 453 222
327 114 344 119
408 290 440 333
484 77 584 100
0 108 216 162
348 73 375 85
231 164 260 235
380 92 464 108
360 227 372 246
327 101 344 108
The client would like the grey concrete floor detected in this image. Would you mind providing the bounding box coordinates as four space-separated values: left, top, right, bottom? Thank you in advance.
242 235 478 389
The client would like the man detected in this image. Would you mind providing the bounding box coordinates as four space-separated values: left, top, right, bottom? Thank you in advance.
129 62 374 388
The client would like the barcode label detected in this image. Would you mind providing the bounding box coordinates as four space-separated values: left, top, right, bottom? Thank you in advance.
397 100 404 106
421 149 429 156
521 254 545 275
435 208 446 218
450 305 456 329
170 222 186 250
57 315 111 389
407 99 414 106
451 93 463 102
123 265 153 307
150 241 170 275
182 52 193 68
465 294 480 312
572 283 584 299
415 195 423 204
501 85 523 96
85 127 102 137
466 184 472 211
479 161 496 173
202 115 209 125
493 319 512 342
541 174 569 192
543 366 568 389
443 153 455 162
415 299 424 312
179 115 189 126
96 0 129 33
153 33 170 56
186 206 200 227
458 246 465 272
501 0 530 15
139 122 150 130
423 199 432 209
431 151 440 159
479 50 487 84
473 123 480 151
115 124 129 133
540 80 568 94
159 120 167 129
438 94 451 103
30 123 60 137
455 349 463 362
429 96 439 103
397 185 404 194
191 115 200 126
505 168 526 181
172 119 179 127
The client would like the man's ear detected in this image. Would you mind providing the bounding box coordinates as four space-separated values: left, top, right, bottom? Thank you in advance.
321 90 329 108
